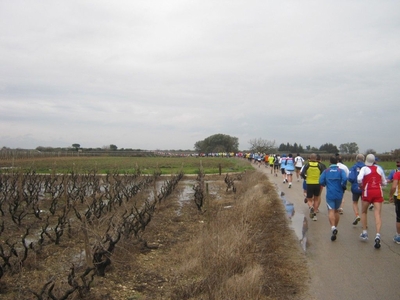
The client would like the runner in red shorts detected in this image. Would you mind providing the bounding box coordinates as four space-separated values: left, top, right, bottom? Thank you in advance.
357 154 387 249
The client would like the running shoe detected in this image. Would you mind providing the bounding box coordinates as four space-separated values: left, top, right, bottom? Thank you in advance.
369 203 374 210
352 216 361 225
288 183 292 188
360 232 368 240
304 198 307 204
338 208 344 215
374 235 381 249
312 214 317 221
331 228 338 241
309 207 314 219
283 180 286 183
393 235 400 244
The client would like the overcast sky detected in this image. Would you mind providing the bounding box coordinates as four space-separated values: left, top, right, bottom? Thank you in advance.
1 1 399 153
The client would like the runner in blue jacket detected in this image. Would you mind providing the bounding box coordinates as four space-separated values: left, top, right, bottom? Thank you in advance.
320 156 348 241
285 153 296 188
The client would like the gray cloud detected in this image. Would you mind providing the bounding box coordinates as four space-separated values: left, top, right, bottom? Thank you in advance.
1 1 399 152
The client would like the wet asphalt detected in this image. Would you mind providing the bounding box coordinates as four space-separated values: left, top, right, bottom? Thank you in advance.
256 165 400 300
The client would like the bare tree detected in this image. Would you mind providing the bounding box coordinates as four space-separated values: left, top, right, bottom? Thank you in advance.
248 138 276 153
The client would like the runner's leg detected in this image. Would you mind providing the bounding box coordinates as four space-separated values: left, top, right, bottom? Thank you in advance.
361 200 369 231
373 201 382 235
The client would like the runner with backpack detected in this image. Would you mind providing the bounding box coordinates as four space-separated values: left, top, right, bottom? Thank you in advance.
348 154 365 225
300 153 326 221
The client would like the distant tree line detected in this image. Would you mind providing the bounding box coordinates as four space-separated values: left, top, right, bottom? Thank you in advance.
278 142 305 153
1 136 397 157
191 134 398 157
278 142 361 155
35 144 194 153
34 145 146 152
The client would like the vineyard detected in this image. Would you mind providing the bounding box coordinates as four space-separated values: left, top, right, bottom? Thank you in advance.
0 166 193 299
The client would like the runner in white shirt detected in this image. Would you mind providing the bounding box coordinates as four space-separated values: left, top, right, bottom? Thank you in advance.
337 155 350 214
294 153 305 182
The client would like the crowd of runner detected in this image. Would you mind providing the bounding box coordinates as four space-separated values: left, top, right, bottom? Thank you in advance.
260 152 400 249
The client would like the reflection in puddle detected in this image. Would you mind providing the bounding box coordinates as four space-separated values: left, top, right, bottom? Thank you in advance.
299 217 308 252
280 191 308 252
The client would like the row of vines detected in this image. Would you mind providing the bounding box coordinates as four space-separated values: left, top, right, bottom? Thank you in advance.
0 168 183 299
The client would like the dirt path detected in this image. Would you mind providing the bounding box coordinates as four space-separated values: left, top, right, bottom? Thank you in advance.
256 165 400 300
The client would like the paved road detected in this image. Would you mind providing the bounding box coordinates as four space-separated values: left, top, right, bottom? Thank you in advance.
256 166 400 300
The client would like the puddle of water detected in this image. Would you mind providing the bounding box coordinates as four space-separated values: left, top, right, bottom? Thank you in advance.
175 179 223 215
176 180 196 215
280 191 308 252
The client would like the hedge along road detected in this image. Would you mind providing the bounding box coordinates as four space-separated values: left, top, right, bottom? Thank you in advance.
255 165 400 300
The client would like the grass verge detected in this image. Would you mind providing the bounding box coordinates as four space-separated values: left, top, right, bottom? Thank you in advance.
169 170 310 299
